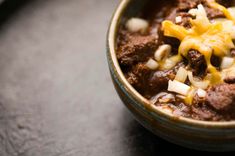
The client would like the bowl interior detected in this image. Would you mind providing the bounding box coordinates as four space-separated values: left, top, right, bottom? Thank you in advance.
107 0 235 128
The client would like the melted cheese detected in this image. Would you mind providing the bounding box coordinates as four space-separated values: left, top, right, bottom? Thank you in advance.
162 3 235 86
162 2 235 104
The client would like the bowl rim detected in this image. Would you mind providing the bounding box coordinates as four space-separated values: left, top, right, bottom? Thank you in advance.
107 0 235 128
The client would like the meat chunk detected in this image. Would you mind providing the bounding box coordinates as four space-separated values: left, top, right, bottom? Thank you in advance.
187 50 207 76
165 8 192 28
125 63 152 95
149 69 175 90
206 83 235 111
210 54 221 67
117 35 157 66
149 62 185 91
205 6 224 19
177 0 224 19
177 0 205 11
217 0 234 7
191 104 221 121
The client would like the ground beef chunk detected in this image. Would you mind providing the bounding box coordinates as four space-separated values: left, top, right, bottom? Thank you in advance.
172 102 191 118
210 54 221 67
206 83 235 111
165 9 192 28
149 62 185 91
125 63 152 96
149 70 175 91
205 6 224 19
177 0 205 11
217 0 234 7
191 103 222 121
177 0 224 19
117 35 157 66
187 50 207 76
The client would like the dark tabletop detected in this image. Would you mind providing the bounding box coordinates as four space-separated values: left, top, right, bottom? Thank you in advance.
0 0 232 155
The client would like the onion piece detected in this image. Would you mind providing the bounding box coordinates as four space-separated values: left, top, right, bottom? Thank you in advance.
228 7 235 18
176 94 186 100
221 57 234 69
154 44 171 61
159 94 175 103
161 55 181 70
188 8 198 16
125 18 149 34
184 87 197 105
161 59 176 70
145 58 159 70
167 80 190 96
221 65 235 79
196 88 207 98
194 4 210 31
188 71 210 89
175 67 188 82
175 16 182 23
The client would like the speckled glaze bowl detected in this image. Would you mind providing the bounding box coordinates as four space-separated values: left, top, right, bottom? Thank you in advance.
107 0 235 151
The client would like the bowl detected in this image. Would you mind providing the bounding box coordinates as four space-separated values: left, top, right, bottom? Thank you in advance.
106 0 235 151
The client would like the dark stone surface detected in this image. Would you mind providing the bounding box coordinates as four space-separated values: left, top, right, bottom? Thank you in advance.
0 0 232 155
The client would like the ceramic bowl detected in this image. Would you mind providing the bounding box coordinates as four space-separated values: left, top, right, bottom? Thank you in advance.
106 0 235 151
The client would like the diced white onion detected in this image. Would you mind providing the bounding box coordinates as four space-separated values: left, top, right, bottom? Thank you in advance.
150 92 168 104
197 4 207 17
167 80 190 96
145 58 159 70
188 71 209 89
175 67 188 82
221 65 235 79
159 94 175 103
161 58 176 70
176 94 186 100
175 16 182 23
218 19 235 39
125 18 149 34
221 57 234 69
194 4 210 30
196 88 207 98
150 92 175 104
188 8 198 16
154 44 171 61
228 7 235 18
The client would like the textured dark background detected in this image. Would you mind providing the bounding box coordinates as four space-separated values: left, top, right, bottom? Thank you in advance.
0 0 232 155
